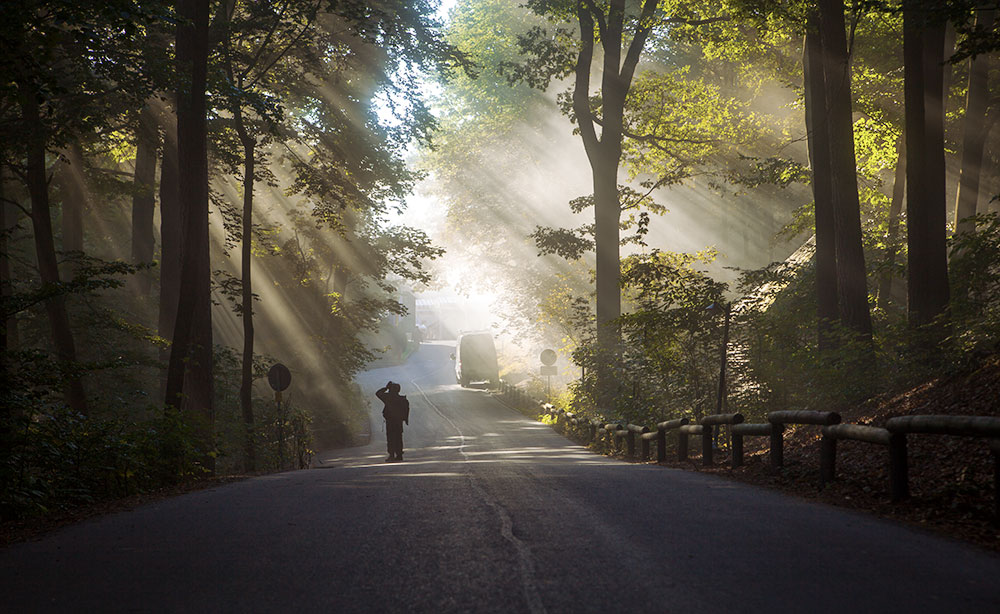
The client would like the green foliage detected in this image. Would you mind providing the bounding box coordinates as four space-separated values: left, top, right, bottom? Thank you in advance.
1 0 463 522
2 256 149 321
621 66 774 187
559 249 726 424
530 225 595 260
1 408 204 520
949 213 1000 358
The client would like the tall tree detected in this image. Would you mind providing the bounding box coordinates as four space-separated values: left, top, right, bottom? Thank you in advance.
131 106 159 296
877 137 906 310
157 105 181 348
904 1 950 331
220 0 322 471
0 168 13 385
512 0 660 404
58 144 86 254
803 23 840 349
2 1 166 413
164 0 214 470
576 0 658 404
17 88 88 414
953 7 996 238
817 0 873 345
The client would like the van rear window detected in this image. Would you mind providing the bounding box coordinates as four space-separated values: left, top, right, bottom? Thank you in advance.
462 335 495 356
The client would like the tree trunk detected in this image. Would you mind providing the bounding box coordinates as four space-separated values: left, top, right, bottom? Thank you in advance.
131 105 159 296
19 85 88 415
954 9 996 238
0 167 11 470
904 4 950 331
593 152 621 335
572 0 657 410
60 144 85 254
803 24 840 350
157 106 180 348
818 0 874 346
1 167 18 353
594 3 626 345
234 103 257 472
1 167 12 396
165 0 214 472
878 137 906 310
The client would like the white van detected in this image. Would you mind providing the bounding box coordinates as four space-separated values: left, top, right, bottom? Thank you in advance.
453 332 500 388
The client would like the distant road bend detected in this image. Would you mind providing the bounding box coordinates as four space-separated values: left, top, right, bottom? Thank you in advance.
3 342 999 612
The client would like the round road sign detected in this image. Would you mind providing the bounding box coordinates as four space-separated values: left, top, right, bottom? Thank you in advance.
267 363 292 392
540 349 557 366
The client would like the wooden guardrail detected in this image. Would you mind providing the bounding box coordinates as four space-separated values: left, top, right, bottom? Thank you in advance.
528 393 999 522
623 424 649 458
698 413 744 466
818 416 1000 513
612 426 628 454
994 439 1000 521
585 417 600 441
604 422 624 452
677 425 703 461
819 424 895 490
731 423 772 468
885 416 1000 511
654 418 689 462
767 410 841 468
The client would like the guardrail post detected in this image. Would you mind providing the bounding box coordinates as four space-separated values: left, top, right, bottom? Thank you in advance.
993 441 1000 524
730 423 771 469
698 414 743 467
889 432 909 501
732 431 744 467
653 418 689 463
641 436 650 461
626 430 636 458
678 430 689 461
770 423 785 468
820 433 837 487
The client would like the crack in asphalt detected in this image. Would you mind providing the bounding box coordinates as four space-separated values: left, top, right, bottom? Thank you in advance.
411 377 547 614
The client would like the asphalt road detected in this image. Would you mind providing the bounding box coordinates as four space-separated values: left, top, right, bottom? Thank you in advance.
3 341 999 613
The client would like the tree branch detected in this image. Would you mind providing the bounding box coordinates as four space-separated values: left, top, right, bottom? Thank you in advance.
574 2 600 159
593 115 725 146
602 0 625 108
620 0 659 85
245 0 322 90
1 196 31 217
660 15 730 27
582 0 607 41
238 0 293 82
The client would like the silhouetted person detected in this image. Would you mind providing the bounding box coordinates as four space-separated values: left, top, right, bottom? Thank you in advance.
376 381 409 462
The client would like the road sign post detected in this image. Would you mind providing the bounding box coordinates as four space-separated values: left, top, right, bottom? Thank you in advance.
540 350 557 400
267 364 292 468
